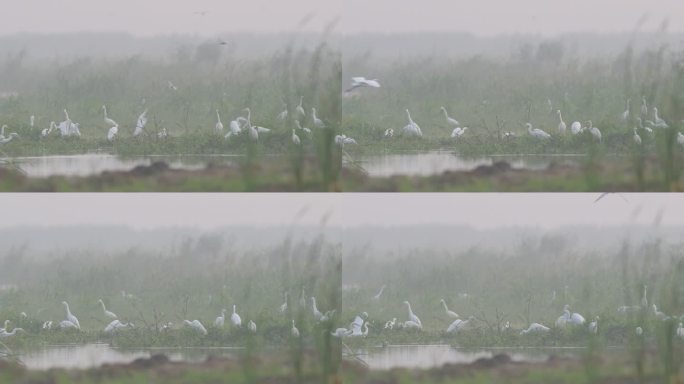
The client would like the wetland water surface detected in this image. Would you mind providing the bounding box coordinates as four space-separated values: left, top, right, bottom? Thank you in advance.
15 344 564 371
11 152 583 178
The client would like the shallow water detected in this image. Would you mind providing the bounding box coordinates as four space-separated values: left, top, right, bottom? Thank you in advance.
16 344 242 370
355 345 571 370
12 154 213 178
14 343 585 371
9 152 582 178
357 152 582 177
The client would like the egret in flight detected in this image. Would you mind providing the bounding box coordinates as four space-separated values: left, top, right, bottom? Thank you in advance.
345 77 381 92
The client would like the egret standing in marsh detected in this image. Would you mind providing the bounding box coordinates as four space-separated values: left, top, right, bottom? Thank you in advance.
107 125 119 141
291 320 300 338
62 301 80 329
440 106 460 127
296 96 306 117
98 299 117 319
291 129 301 145
527 123 551 139
231 305 242 327
404 301 422 327
312 108 325 128
570 121 582 135
214 309 227 328
451 127 468 139
133 109 147 137
0 132 19 144
587 121 602 143
440 299 459 318
633 128 642 145
215 110 224 134
556 110 566 134
102 105 118 127
184 319 208 335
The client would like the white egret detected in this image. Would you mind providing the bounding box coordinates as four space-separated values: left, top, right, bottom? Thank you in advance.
335 134 358 146
134 109 148 136
295 120 312 134
255 126 271 134
633 128 642 145
215 110 224 134
311 297 323 321
586 121 602 143
502 131 516 139
621 99 630 122
98 299 117 319
372 285 386 300
184 319 208 335
331 327 352 337
557 110 566 134
588 317 599 334
405 109 422 135
520 323 550 335
248 320 257 333
676 323 683 338
446 316 475 333
346 77 381 92
279 292 289 313
158 128 168 139
214 309 226 328
636 326 643 336
42 321 53 330
42 122 56 137
440 299 459 319
312 108 325 128
653 107 668 128
652 304 669 321
277 105 288 121
291 320 300 338
404 301 422 326
677 132 684 147
62 301 80 329
384 128 394 138
59 320 79 330
0 327 24 338
527 123 551 139
450 127 468 138
107 125 118 141
296 96 305 117
231 305 242 327
248 124 259 141
402 320 422 329
640 97 648 118
30 115 35 127
104 319 133 334
291 129 301 145
102 105 118 127
0 124 5 139
0 320 9 332
555 308 569 328
571 121 582 135
440 106 460 127
0 132 19 144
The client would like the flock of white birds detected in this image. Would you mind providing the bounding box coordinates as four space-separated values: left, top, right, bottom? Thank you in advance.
0 289 341 341
331 284 684 341
3 77 684 151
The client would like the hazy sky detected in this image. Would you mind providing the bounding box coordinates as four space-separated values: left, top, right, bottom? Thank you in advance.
344 0 684 35
0 0 340 36
0 193 681 230
2 1 681 37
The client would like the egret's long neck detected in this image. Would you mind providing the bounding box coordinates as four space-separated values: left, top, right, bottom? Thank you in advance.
558 112 563 122
442 301 448 311
406 110 412 123
102 107 107 119
442 109 449 119
100 301 106 311
216 110 221 122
